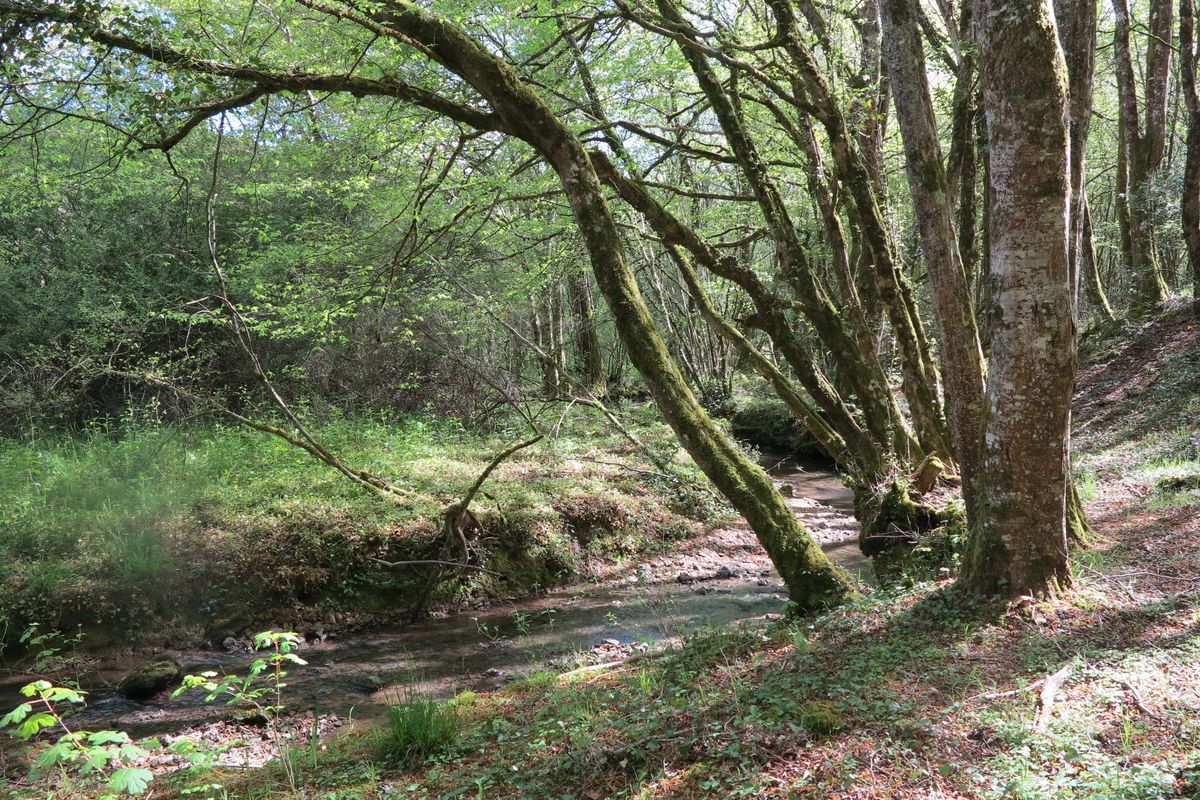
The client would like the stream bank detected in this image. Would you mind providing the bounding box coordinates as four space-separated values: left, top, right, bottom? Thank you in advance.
0 452 867 754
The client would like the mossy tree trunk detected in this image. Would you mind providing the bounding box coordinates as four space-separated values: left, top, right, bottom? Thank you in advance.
766 0 952 462
879 0 987 519
945 0 980 282
653 0 922 469
370 2 858 611
591 152 886 481
1081 190 1117 322
1055 0 1099 312
1112 0 1172 311
960 0 1075 597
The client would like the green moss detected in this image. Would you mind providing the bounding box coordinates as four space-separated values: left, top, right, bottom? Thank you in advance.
856 481 946 557
873 513 968 586
798 699 845 735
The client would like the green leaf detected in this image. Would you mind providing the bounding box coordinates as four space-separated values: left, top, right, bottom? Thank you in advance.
43 686 86 704
87 730 130 745
109 767 154 795
16 711 58 739
36 741 79 769
0 702 32 728
82 744 114 772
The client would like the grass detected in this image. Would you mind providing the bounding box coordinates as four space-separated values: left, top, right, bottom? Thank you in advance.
6 308 1198 799
0 403 727 646
158 578 1199 799
373 696 462 769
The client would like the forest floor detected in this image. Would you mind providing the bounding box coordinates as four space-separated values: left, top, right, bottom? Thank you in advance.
5 303 1200 799
183 303 1199 800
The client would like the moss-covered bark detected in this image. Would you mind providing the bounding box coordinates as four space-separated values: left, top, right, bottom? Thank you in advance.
960 0 1075 597
879 0 987 518
652 0 919 471
591 152 886 480
766 0 951 461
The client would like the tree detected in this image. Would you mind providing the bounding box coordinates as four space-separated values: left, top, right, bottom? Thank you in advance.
1112 0 1174 309
878 0 986 518
1055 0 1116 323
1181 0 1200 307
960 0 1075 596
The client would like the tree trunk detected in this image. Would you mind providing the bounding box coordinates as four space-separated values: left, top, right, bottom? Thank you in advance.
945 0 979 281
1082 189 1117 321
592 151 886 480
1181 0 1200 308
1112 0 1172 310
567 270 606 396
960 0 1075 597
879 0 987 517
768 0 952 460
1055 0 1097 311
531 299 561 397
655 0 921 466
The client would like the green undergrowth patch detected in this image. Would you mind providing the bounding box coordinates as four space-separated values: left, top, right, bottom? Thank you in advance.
1075 312 1200 488
0 404 725 646
967 632 1200 799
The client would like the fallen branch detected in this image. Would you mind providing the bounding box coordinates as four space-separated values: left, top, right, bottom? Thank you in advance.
576 457 671 479
556 660 627 680
110 370 411 503
1034 661 1077 731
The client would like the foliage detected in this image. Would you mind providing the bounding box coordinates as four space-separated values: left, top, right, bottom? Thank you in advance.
174 631 306 720
1 680 155 797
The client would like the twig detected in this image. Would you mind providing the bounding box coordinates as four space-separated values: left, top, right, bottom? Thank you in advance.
576 457 671 479
940 678 1047 715
1034 662 1076 731
1116 677 1162 718
372 558 504 577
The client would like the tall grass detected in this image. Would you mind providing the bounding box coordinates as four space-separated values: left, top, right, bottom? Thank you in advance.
0 406 711 639
373 696 462 768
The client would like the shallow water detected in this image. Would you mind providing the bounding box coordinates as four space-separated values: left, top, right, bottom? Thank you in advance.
2 452 866 738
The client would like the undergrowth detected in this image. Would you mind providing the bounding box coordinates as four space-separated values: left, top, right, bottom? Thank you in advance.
0 404 725 646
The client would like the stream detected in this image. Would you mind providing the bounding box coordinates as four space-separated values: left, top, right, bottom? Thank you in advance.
1 453 869 742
